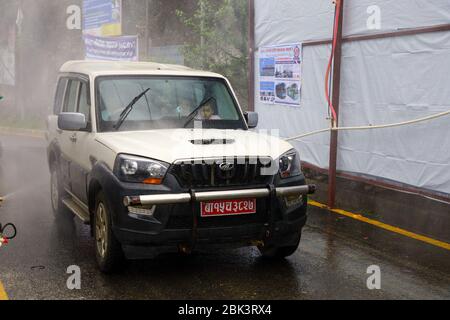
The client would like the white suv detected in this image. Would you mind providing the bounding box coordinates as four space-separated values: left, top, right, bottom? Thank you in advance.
46 61 315 273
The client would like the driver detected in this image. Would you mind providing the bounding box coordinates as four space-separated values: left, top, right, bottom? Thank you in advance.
196 100 221 120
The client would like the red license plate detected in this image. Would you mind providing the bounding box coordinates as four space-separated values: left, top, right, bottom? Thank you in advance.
200 199 256 217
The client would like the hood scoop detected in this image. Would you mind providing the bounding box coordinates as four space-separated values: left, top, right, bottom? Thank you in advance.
189 139 235 145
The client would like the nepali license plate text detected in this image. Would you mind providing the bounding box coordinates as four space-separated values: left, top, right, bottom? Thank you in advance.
200 199 256 217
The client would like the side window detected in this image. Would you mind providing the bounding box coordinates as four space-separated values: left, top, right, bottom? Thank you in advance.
53 78 67 115
78 82 90 122
63 80 79 113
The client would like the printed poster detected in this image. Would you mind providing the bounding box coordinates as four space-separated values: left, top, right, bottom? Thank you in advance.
259 44 302 106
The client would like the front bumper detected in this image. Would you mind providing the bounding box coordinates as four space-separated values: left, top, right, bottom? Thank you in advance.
118 184 315 248
91 162 315 248
124 185 316 207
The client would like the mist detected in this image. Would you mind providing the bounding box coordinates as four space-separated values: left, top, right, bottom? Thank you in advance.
0 0 248 130
0 0 250 265
0 0 249 204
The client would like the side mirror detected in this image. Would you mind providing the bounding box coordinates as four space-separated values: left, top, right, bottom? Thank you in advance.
58 113 87 131
245 112 259 129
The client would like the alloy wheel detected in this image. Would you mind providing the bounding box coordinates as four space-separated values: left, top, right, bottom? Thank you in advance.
95 202 108 258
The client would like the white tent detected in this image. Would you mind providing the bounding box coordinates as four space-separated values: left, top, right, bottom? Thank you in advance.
254 0 450 196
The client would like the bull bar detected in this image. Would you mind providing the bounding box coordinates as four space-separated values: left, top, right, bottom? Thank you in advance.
123 184 316 207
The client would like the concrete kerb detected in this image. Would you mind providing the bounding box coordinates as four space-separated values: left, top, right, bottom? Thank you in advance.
0 127 45 139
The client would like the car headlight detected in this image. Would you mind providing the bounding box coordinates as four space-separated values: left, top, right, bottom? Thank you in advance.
114 154 169 185
279 149 302 178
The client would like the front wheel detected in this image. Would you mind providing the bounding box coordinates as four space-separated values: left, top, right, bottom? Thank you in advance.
258 232 301 259
50 166 72 218
94 191 125 273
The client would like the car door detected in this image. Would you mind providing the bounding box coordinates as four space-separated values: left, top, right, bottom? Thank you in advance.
59 78 80 194
69 80 92 205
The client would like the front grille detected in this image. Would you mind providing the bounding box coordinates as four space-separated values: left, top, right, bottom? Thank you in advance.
169 157 274 189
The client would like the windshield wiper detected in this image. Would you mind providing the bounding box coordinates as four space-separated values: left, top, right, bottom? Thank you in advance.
182 96 216 128
114 88 151 131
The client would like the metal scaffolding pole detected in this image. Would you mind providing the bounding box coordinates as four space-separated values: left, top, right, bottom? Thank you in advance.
247 0 255 112
327 0 344 209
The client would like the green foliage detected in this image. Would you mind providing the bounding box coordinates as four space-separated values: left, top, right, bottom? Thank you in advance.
176 0 249 110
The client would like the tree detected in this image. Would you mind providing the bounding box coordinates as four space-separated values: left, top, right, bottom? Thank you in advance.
176 0 249 110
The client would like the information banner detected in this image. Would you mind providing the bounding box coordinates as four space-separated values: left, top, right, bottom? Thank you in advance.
83 0 122 36
259 44 302 106
84 34 138 61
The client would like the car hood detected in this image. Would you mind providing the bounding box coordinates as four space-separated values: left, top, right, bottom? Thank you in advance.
95 129 293 164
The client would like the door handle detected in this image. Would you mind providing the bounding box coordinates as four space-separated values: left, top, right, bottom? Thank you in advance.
70 133 77 143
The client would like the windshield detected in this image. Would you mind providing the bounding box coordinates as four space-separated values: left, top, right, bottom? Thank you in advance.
95 76 246 132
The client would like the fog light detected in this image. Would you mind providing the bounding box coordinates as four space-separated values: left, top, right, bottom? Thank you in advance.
128 206 156 216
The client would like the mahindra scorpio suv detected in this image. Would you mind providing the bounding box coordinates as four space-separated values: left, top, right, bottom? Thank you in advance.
46 61 315 273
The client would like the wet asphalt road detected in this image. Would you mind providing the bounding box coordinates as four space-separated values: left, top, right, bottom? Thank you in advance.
0 133 449 300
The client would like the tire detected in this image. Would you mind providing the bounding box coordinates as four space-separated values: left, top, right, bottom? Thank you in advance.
50 165 72 218
258 232 302 259
94 191 125 273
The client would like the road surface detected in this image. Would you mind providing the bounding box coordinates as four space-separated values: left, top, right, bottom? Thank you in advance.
0 133 449 299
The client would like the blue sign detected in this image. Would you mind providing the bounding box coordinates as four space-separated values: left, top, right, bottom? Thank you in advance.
83 0 113 29
84 34 138 61
83 0 122 36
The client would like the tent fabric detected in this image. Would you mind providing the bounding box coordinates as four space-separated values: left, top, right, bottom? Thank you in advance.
255 0 450 47
254 0 450 195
